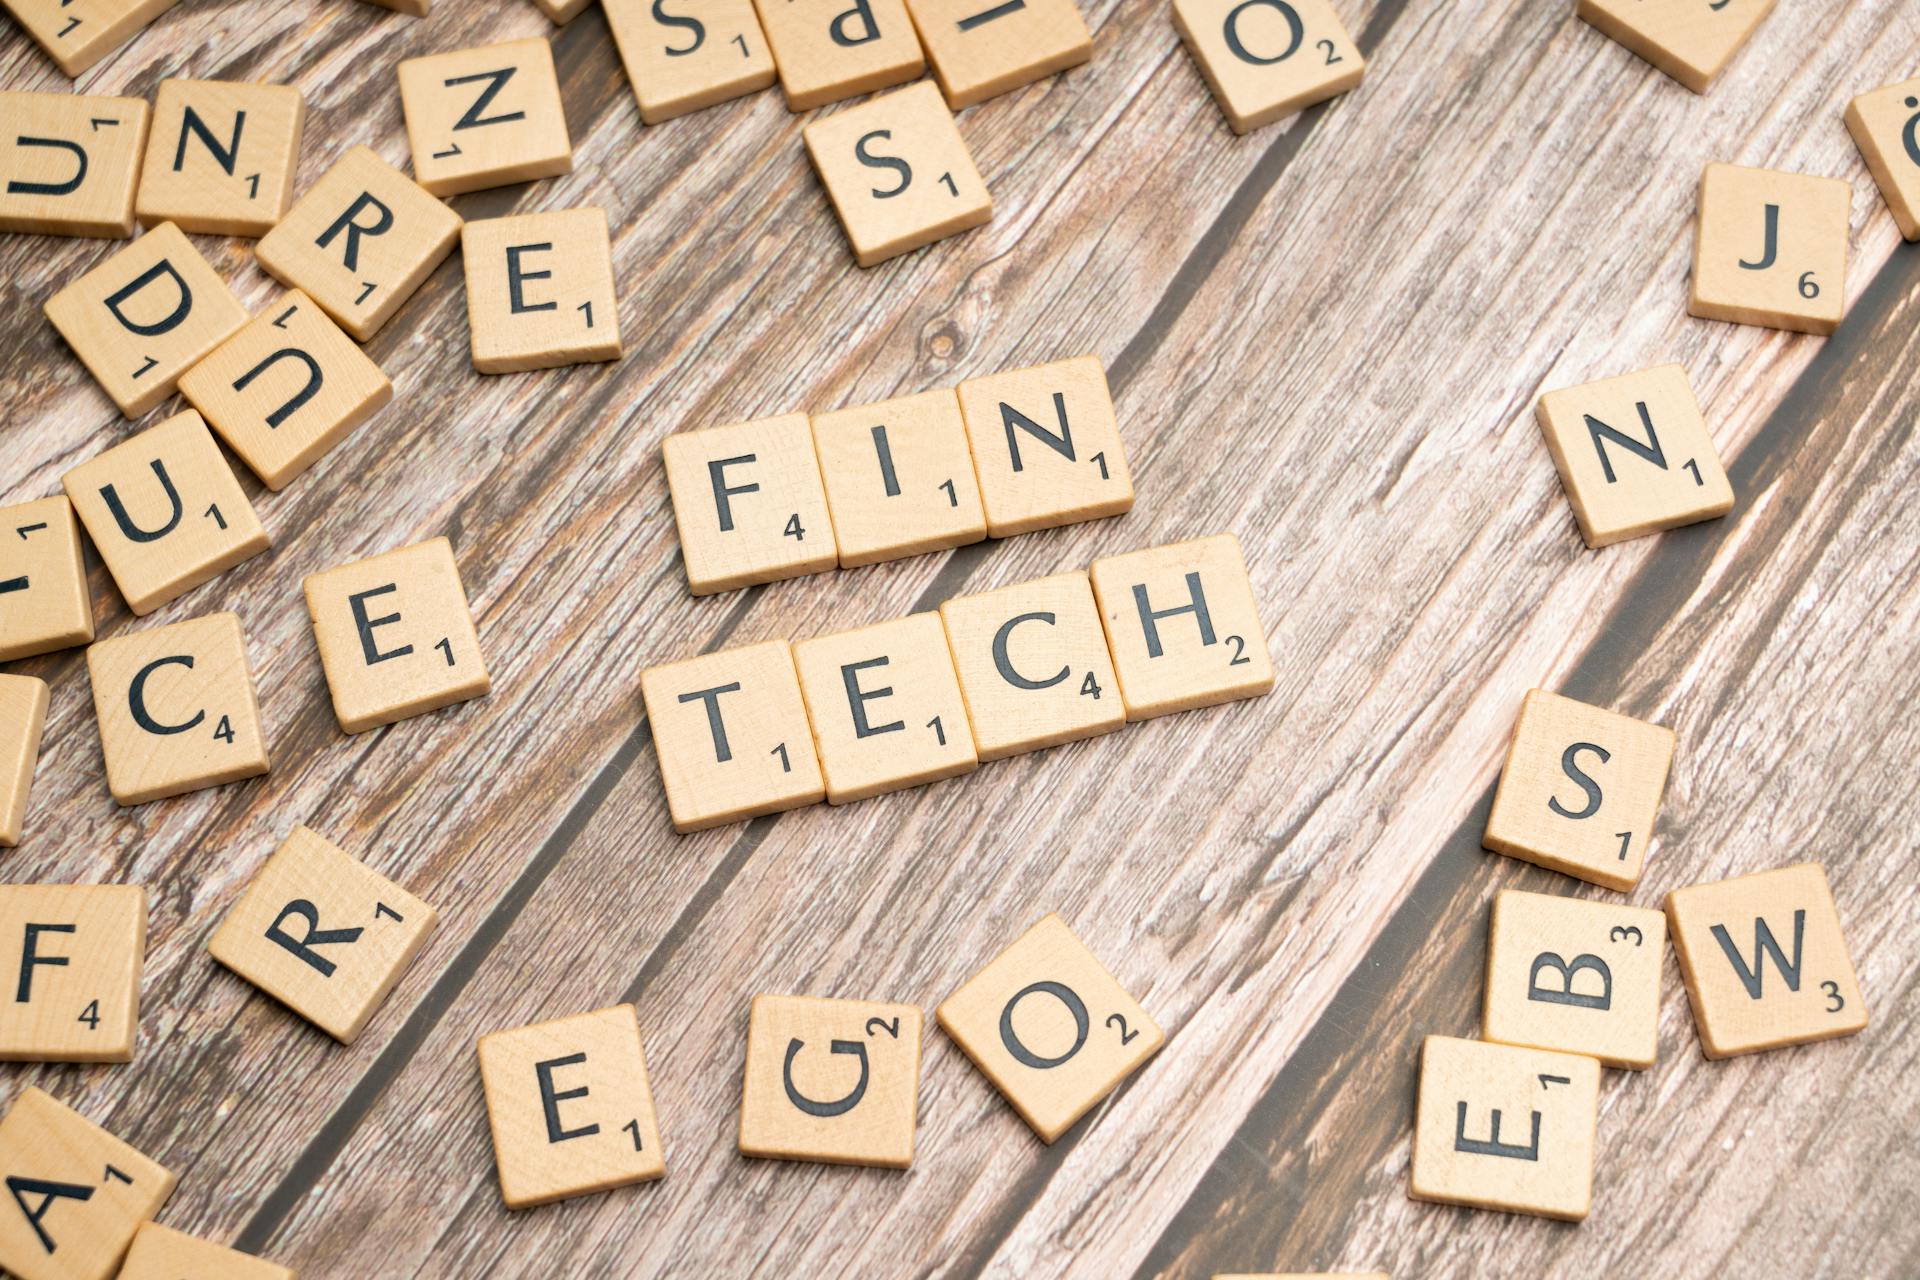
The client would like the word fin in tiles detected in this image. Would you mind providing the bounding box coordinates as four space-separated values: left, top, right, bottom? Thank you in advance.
4 0 182 77
803 81 992 268
0 675 50 846
1482 689 1674 891
208 825 438 1044
134 79 305 237
303 537 490 734
43 222 247 418
739 995 923 1167
62 409 269 616
662 412 837 594
461 208 621 373
955 355 1132 537
0 1087 175 1280
0 496 94 661
1689 162 1849 335
478 1004 666 1208
1666 862 1867 1059
254 144 463 342
1409 1035 1599 1221
639 639 826 832
1482 888 1666 1069
1576 0 1772 94
905 0 1093 109
604 0 776 124
937 913 1164 1143
1173 0 1365 135
1535 363 1733 548
116 1222 293 1280
811 386 986 567
0 883 144 1061
397 37 573 196
0 91 150 237
755 0 926 111
1846 78 1920 242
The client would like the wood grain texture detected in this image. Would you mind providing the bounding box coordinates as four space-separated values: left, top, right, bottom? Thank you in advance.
2 0 1918 1277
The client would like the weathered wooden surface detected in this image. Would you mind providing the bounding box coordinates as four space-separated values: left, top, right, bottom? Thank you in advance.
3 0 1917 1275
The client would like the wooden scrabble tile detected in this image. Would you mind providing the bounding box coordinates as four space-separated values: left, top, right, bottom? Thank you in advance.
1409 1035 1598 1221
939 572 1123 760
0 496 95 661
0 675 49 847
302 538 489 734
1535 363 1733 548
1846 78 1920 242
811 387 986 566
1483 888 1665 1070
661 413 837 594
2 0 181 77
1689 163 1849 335
1089 533 1274 721
955 355 1132 537
254 144 462 342
0 91 150 237
0 884 143 1061
802 81 992 268
937 913 1162 1143
477 1004 666 1209
792 611 977 803
754 0 926 110
1173 0 1365 135
134 80 305 237
43 222 248 418
1576 0 1771 94
208 825 437 1044
118 1223 292 1280
530 0 591 23
178 290 391 490
85 612 269 805
397 38 573 197
0 1088 174 1280
738 994 922 1167
460 208 621 373
905 0 1092 109
1666 862 1867 1059
639 639 826 832
62 409 269 616
606 0 776 124
1482 689 1674 892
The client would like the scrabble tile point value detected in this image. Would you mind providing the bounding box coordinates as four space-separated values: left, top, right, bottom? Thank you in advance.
461 207 621 373
739 994 923 1167
117 1222 294 1280
1846 79 1920 242
0 495 95 661
662 413 837 594
398 37 573 197
1689 162 1849 335
605 0 777 124
0 91 151 237
0 1087 174 1280
4 0 183 77
0 883 145 1061
906 0 1093 109
1666 862 1867 1059
135 80 306 237
1172 0 1365 135
1483 888 1665 1069
1576 0 1772 94
755 0 927 111
0 675 50 847
810 386 986 567
1483 688 1674 891
955 355 1132 537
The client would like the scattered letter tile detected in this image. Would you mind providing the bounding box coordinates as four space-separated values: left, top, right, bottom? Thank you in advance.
117 1223 292 1280
811 386 985 566
639 639 826 832
1483 888 1665 1069
1577 0 1771 93
662 413 837 594
208 825 437 1044
0 1088 174 1280
134 80 305 237
4 0 181 77
303 538 490 734
906 0 1091 109
0 884 143 1061
43 222 248 417
939 571 1123 760
803 81 992 268
0 91 150 237
1846 78 1920 242
755 0 926 110
1482 689 1674 891
956 355 1132 537
1173 0 1364 135
1690 162 1849 334
936 913 1163 1143
461 208 621 373
0 496 95 661
792 611 977 803
738 994 922 1167
62 409 269 616
398 38 573 197
478 1004 666 1209
179 289 392 490
605 0 777 124
1410 1035 1598 1220
254 144 462 342
1666 862 1867 1059
1089 533 1274 721
1535 363 1733 548
0 675 50 847
86 612 269 805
